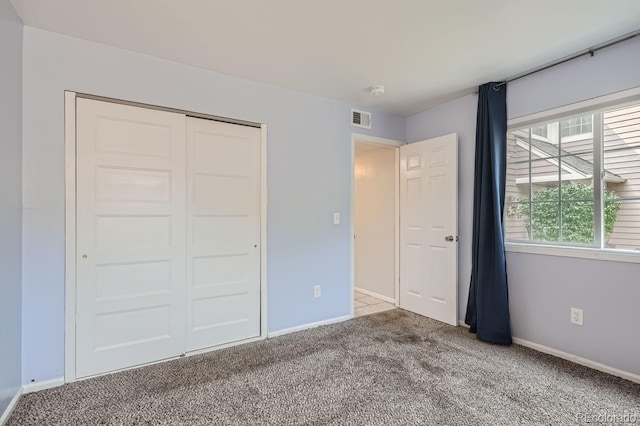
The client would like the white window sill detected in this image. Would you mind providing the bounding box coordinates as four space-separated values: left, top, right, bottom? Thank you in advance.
505 242 640 264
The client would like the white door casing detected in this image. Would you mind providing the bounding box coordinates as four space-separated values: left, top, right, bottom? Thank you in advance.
350 133 402 318
185 117 261 351
75 98 187 378
399 134 458 326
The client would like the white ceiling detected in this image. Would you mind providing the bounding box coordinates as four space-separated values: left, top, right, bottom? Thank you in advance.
11 0 640 115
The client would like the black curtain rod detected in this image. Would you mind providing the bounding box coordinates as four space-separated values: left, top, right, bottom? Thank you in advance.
491 29 640 89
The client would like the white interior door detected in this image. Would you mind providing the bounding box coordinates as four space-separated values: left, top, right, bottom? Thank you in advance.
185 117 261 351
76 99 187 378
399 134 458 325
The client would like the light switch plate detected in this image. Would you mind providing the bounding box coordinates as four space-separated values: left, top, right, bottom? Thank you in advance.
333 212 340 225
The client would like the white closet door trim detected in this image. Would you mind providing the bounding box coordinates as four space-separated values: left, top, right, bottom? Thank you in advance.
260 124 268 339
64 92 268 383
77 92 262 129
64 91 77 383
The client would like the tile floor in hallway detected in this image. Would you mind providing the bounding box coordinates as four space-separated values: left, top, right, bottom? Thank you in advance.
354 290 396 317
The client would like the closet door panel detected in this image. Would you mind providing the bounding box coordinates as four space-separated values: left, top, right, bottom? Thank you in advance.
186 118 261 351
76 99 187 378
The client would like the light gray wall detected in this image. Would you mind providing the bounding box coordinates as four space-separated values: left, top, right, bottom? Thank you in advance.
406 36 640 375
21 27 405 385
508 36 640 120
0 0 23 416
406 94 477 322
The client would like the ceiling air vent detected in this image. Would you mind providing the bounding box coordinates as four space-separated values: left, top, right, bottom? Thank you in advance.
351 109 371 129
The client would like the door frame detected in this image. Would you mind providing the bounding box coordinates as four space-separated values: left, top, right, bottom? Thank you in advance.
64 91 269 382
350 133 403 318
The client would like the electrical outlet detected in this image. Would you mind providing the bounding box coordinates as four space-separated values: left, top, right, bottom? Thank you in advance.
570 307 583 326
314 285 321 298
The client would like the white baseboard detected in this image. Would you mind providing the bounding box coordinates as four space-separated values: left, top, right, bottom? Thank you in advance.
512 337 640 384
456 320 639 384
354 287 395 304
267 315 352 338
0 388 22 426
22 377 64 394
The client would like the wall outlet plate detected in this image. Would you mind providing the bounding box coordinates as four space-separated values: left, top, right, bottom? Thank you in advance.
333 212 341 225
314 285 321 298
570 307 583 325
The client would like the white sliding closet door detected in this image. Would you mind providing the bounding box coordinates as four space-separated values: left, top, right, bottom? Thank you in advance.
76 99 187 378
185 117 261 351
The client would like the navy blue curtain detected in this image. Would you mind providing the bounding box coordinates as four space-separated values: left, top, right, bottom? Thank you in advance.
464 82 512 345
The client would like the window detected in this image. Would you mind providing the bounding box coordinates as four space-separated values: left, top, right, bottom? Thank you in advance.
531 124 548 139
505 101 640 253
560 114 593 138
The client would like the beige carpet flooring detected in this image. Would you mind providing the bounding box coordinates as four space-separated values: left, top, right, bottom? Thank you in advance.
8 309 639 425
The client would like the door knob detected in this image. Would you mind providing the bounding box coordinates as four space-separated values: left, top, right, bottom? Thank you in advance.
444 235 458 242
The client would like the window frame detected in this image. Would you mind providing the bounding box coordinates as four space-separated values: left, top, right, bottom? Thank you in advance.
504 87 640 263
